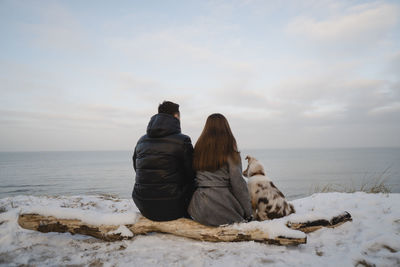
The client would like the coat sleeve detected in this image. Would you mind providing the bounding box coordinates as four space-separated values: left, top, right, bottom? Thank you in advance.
181 137 195 214
132 146 137 171
228 156 252 219
182 137 195 192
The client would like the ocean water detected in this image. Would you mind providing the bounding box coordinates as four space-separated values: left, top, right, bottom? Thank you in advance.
0 148 399 200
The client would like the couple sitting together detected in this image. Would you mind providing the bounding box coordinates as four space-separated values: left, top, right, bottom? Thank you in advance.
132 101 252 226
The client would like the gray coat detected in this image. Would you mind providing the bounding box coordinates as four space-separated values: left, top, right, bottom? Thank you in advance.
188 157 252 226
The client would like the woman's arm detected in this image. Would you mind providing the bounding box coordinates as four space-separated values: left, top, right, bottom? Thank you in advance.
228 156 252 219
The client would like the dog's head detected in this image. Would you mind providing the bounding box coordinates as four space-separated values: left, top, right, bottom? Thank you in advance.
242 155 266 177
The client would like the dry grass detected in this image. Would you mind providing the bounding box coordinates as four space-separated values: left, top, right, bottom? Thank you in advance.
312 166 392 194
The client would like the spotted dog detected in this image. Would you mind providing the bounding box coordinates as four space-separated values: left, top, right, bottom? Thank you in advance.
243 155 295 221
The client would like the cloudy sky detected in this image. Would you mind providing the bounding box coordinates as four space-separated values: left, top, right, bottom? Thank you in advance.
1 0 399 151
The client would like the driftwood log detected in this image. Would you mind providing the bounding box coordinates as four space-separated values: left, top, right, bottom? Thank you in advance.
287 212 352 233
18 212 352 246
18 214 305 245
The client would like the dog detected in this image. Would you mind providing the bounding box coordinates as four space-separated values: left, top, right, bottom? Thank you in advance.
243 155 295 221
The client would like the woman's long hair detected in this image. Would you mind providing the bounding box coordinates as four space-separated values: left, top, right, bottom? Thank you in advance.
193 113 240 171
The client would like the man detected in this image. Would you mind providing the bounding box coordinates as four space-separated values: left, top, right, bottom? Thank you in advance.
132 101 195 221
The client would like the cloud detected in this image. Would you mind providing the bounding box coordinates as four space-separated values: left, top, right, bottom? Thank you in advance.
0 62 66 94
18 2 92 52
0 106 148 151
385 51 400 79
209 62 400 132
106 18 253 75
0 107 136 130
286 2 399 44
303 101 347 119
1 0 400 150
369 101 400 115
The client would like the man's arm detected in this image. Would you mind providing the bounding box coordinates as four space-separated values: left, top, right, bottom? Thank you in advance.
182 137 195 200
132 147 137 171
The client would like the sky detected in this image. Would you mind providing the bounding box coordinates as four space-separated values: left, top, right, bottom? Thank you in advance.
0 0 399 151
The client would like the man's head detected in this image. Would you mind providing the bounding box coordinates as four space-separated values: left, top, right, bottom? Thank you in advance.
158 101 180 120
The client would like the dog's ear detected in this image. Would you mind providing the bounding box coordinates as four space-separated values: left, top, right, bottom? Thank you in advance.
245 155 250 161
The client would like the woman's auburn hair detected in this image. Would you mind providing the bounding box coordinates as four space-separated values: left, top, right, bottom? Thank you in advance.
193 113 240 171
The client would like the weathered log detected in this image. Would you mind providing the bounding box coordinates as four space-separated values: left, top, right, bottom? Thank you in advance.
18 214 306 245
130 216 305 246
18 212 352 245
286 212 352 233
18 214 124 241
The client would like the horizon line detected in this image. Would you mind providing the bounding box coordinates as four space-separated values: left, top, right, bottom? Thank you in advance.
1 146 400 153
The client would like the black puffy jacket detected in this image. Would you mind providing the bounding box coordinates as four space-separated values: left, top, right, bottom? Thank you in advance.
132 113 195 221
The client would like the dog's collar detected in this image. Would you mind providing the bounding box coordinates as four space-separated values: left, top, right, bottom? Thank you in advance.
249 170 265 177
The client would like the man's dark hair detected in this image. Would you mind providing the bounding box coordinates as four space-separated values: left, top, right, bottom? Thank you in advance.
158 101 180 116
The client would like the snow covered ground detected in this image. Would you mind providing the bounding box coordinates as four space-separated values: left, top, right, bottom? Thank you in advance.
0 193 399 267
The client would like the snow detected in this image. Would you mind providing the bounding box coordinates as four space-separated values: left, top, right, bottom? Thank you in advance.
4 194 139 226
0 193 399 267
108 225 134 238
232 219 306 239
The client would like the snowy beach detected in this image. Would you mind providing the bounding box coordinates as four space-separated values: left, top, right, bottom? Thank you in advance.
1 192 399 266
2 1 400 266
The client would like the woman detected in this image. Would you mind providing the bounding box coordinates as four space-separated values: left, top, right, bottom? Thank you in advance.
188 113 252 226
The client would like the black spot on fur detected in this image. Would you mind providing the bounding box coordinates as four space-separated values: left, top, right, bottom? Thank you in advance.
258 197 269 204
257 183 268 190
267 209 284 219
255 189 260 194
269 182 285 198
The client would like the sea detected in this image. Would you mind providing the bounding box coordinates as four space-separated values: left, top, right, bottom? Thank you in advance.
0 148 399 200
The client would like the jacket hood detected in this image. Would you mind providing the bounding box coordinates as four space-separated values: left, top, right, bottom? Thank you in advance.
146 113 181 137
